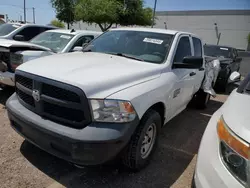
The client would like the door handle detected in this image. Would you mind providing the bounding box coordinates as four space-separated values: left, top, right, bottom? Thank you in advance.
189 72 196 76
199 68 205 71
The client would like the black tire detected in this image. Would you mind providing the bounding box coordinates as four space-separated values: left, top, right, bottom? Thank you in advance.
189 89 210 109
122 109 161 171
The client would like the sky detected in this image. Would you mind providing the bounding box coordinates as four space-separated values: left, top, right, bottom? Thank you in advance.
0 0 249 25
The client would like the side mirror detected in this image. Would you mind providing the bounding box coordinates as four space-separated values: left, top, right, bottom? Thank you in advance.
13 35 25 41
72 46 83 52
173 56 203 69
228 71 241 83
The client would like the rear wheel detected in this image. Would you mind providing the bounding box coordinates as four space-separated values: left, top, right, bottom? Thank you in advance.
122 109 161 171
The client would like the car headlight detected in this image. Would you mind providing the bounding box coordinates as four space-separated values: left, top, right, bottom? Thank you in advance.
89 99 137 123
217 116 249 185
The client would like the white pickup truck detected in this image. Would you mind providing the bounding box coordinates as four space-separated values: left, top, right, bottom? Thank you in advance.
7 28 214 170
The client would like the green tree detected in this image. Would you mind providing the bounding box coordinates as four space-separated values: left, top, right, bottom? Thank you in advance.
75 0 121 31
248 33 250 44
51 0 76 29
75 0 153 31
50 19 65 28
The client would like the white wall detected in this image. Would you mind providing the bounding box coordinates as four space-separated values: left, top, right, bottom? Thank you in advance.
156 14 250 50
72 11 250 50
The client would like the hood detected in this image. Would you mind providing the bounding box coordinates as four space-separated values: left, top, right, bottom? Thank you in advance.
0 39 51 51
222 89 250 142
20 50 54 63
17 52 162 98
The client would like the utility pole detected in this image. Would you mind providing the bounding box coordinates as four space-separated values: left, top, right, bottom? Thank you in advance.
5 14 8 22
32 7 35 24
152 0 158 28
23 0 26 23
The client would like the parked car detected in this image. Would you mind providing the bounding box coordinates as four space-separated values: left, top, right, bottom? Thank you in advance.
193 72 250 188
7 28 216 171
204 44 242 91
0 23 56 41
0 29 101 87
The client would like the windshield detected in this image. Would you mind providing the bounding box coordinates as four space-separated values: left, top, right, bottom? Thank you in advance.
0 23 21 36
30 32 74 53
204 45 232 58
85 30 174 64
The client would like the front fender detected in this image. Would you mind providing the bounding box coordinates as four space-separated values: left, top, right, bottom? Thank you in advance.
106 77 174 121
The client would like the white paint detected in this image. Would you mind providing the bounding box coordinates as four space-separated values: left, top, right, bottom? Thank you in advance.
17 30 205 122
195 89 250 187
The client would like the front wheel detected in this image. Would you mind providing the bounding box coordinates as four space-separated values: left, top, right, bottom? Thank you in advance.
122 109 161 171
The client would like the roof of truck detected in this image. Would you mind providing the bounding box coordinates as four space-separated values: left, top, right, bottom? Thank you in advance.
47 29 102 35
110 27 193 35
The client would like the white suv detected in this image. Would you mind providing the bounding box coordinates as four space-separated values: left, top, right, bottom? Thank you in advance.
7 28 211 170
0 23 56 41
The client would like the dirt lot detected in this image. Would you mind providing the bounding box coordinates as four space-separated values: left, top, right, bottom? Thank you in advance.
0 88 228 188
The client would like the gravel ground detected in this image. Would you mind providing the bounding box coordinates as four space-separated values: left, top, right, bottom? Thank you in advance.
0 88 228 188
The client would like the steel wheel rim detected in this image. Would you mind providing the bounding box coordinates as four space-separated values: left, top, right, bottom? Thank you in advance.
141 123 157 159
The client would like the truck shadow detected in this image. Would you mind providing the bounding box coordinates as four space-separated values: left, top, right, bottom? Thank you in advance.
0 87 14 106
20 99 223 188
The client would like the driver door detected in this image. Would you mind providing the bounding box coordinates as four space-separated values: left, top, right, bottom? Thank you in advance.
168 35 197 119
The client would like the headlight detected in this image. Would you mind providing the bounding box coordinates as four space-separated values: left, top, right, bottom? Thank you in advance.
217 117 249 185
89 99 136 123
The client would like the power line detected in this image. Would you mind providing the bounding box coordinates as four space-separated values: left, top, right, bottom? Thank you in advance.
0 4 32 9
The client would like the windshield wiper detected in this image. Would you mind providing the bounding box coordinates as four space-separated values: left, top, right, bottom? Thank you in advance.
113 53 144 62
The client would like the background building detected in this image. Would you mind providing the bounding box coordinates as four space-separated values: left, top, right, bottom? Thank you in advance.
72 9 250 50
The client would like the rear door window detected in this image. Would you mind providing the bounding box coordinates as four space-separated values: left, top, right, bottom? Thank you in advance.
15 26 42 41
193 37 202 57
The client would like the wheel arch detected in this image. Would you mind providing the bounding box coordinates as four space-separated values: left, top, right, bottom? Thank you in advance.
141 102 166 126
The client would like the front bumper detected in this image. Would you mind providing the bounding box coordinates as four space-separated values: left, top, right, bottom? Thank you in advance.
0 71 15 86
194 109 244 188
7 94 139 165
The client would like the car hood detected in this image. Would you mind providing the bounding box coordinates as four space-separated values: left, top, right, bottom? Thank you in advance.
20 50 54 63
17 52 163 98
0 39 51 51
222 89 250 142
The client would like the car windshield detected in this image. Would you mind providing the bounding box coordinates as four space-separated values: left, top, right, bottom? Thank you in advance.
84 30 174 64
0 23 21 36
30 31 74 53
204 45 232 58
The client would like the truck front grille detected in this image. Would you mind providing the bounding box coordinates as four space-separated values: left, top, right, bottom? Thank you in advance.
15 71 91 129
42 83 80 103
15 75 33 89
16 88 35 107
